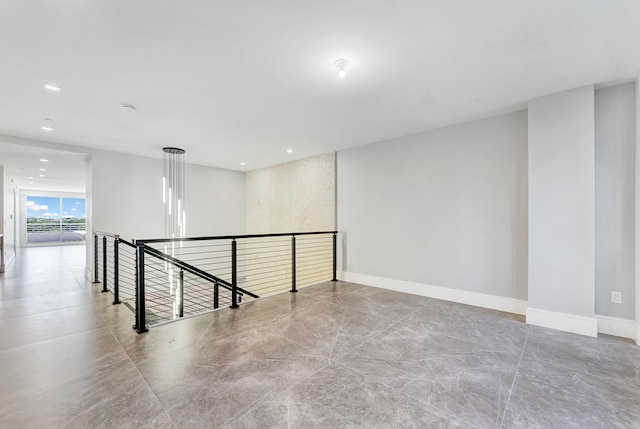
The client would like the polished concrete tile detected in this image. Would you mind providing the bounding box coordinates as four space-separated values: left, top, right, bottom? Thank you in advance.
0 289 90 320
338 325 521 427
0 361 174 429
0 327 129 408
226 363 474 429
522 325 640 380
2 245 640 428
502 356 640 428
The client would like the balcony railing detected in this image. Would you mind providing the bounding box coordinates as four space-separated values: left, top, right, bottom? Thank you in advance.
26 222 86 232
93 230 338 333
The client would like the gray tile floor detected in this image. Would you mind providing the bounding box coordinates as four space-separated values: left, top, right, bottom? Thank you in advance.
1 245 639 428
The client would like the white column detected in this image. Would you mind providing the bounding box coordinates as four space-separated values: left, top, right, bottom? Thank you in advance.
527 85 597 337
636 77 640 345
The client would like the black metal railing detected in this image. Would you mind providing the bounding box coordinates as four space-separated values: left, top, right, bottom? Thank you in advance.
0 233 4 273
135 244 258 329
139 231 337 298
93 230 338 333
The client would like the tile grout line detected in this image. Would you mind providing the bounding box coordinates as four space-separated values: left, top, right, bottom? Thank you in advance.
335 358 482 429
217 288 422 427
106 320 180 428
89 272 180 429
498 325 530 428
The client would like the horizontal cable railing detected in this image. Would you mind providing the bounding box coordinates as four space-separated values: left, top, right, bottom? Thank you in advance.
93 230 337 333
27 222 86 232
140 231 337 303
138 246 254 326
117 238 137 309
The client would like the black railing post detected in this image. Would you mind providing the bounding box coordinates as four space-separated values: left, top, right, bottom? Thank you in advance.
332 232 338 282
291 235 297 293
179 269 184 317
230 239 239 308
134 245 148 333
102 236 108 292
113 237 120 304
93 234 99 283
213 280 219 309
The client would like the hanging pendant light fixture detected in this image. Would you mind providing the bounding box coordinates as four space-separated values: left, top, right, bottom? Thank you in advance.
163 147 186 241
163 147 186 319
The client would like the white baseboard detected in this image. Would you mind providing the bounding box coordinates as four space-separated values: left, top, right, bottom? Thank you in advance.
339 271 527 315
596 315 636 340
526 307 598 337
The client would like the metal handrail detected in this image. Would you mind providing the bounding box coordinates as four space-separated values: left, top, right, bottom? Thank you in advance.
117 237 136 248
142 244 259 299
135 230 338 244
94 229 338 334
94 231 120 238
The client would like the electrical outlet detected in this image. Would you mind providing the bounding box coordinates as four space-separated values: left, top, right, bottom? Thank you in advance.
611 291 622 304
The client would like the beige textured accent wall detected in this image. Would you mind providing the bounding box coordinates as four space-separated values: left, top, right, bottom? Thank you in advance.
245 152 336 233
243 152 336 297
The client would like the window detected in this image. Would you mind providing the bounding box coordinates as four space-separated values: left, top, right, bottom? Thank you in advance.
26 196 86 244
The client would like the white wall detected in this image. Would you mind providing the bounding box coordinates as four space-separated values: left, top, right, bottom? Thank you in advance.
91 150 245 242
184 162 246 237
595 83 636 320
338 110 528 302
1 167 16 268
528 85 596 335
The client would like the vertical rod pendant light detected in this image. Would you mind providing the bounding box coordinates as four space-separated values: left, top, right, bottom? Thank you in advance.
162 147 186 319
163 147 186 241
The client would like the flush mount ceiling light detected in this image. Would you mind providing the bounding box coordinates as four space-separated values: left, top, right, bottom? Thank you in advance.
240 162 246 166
121 103 136 113
335 59 349 79
286 149 293 154
40 159 49 162
44 83 61 92
41 118 54 132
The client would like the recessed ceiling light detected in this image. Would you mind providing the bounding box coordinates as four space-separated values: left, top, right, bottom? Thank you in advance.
240 162 246 166
121 103 136 113
39 168 47 171
39 174 45 177
286 149 293 154
28 176 34 179
40 159 49 162
41 126 54 131
44 83 61 92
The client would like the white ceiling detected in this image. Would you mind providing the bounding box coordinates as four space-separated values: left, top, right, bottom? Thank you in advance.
0 141 87 193
1 1 639 189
